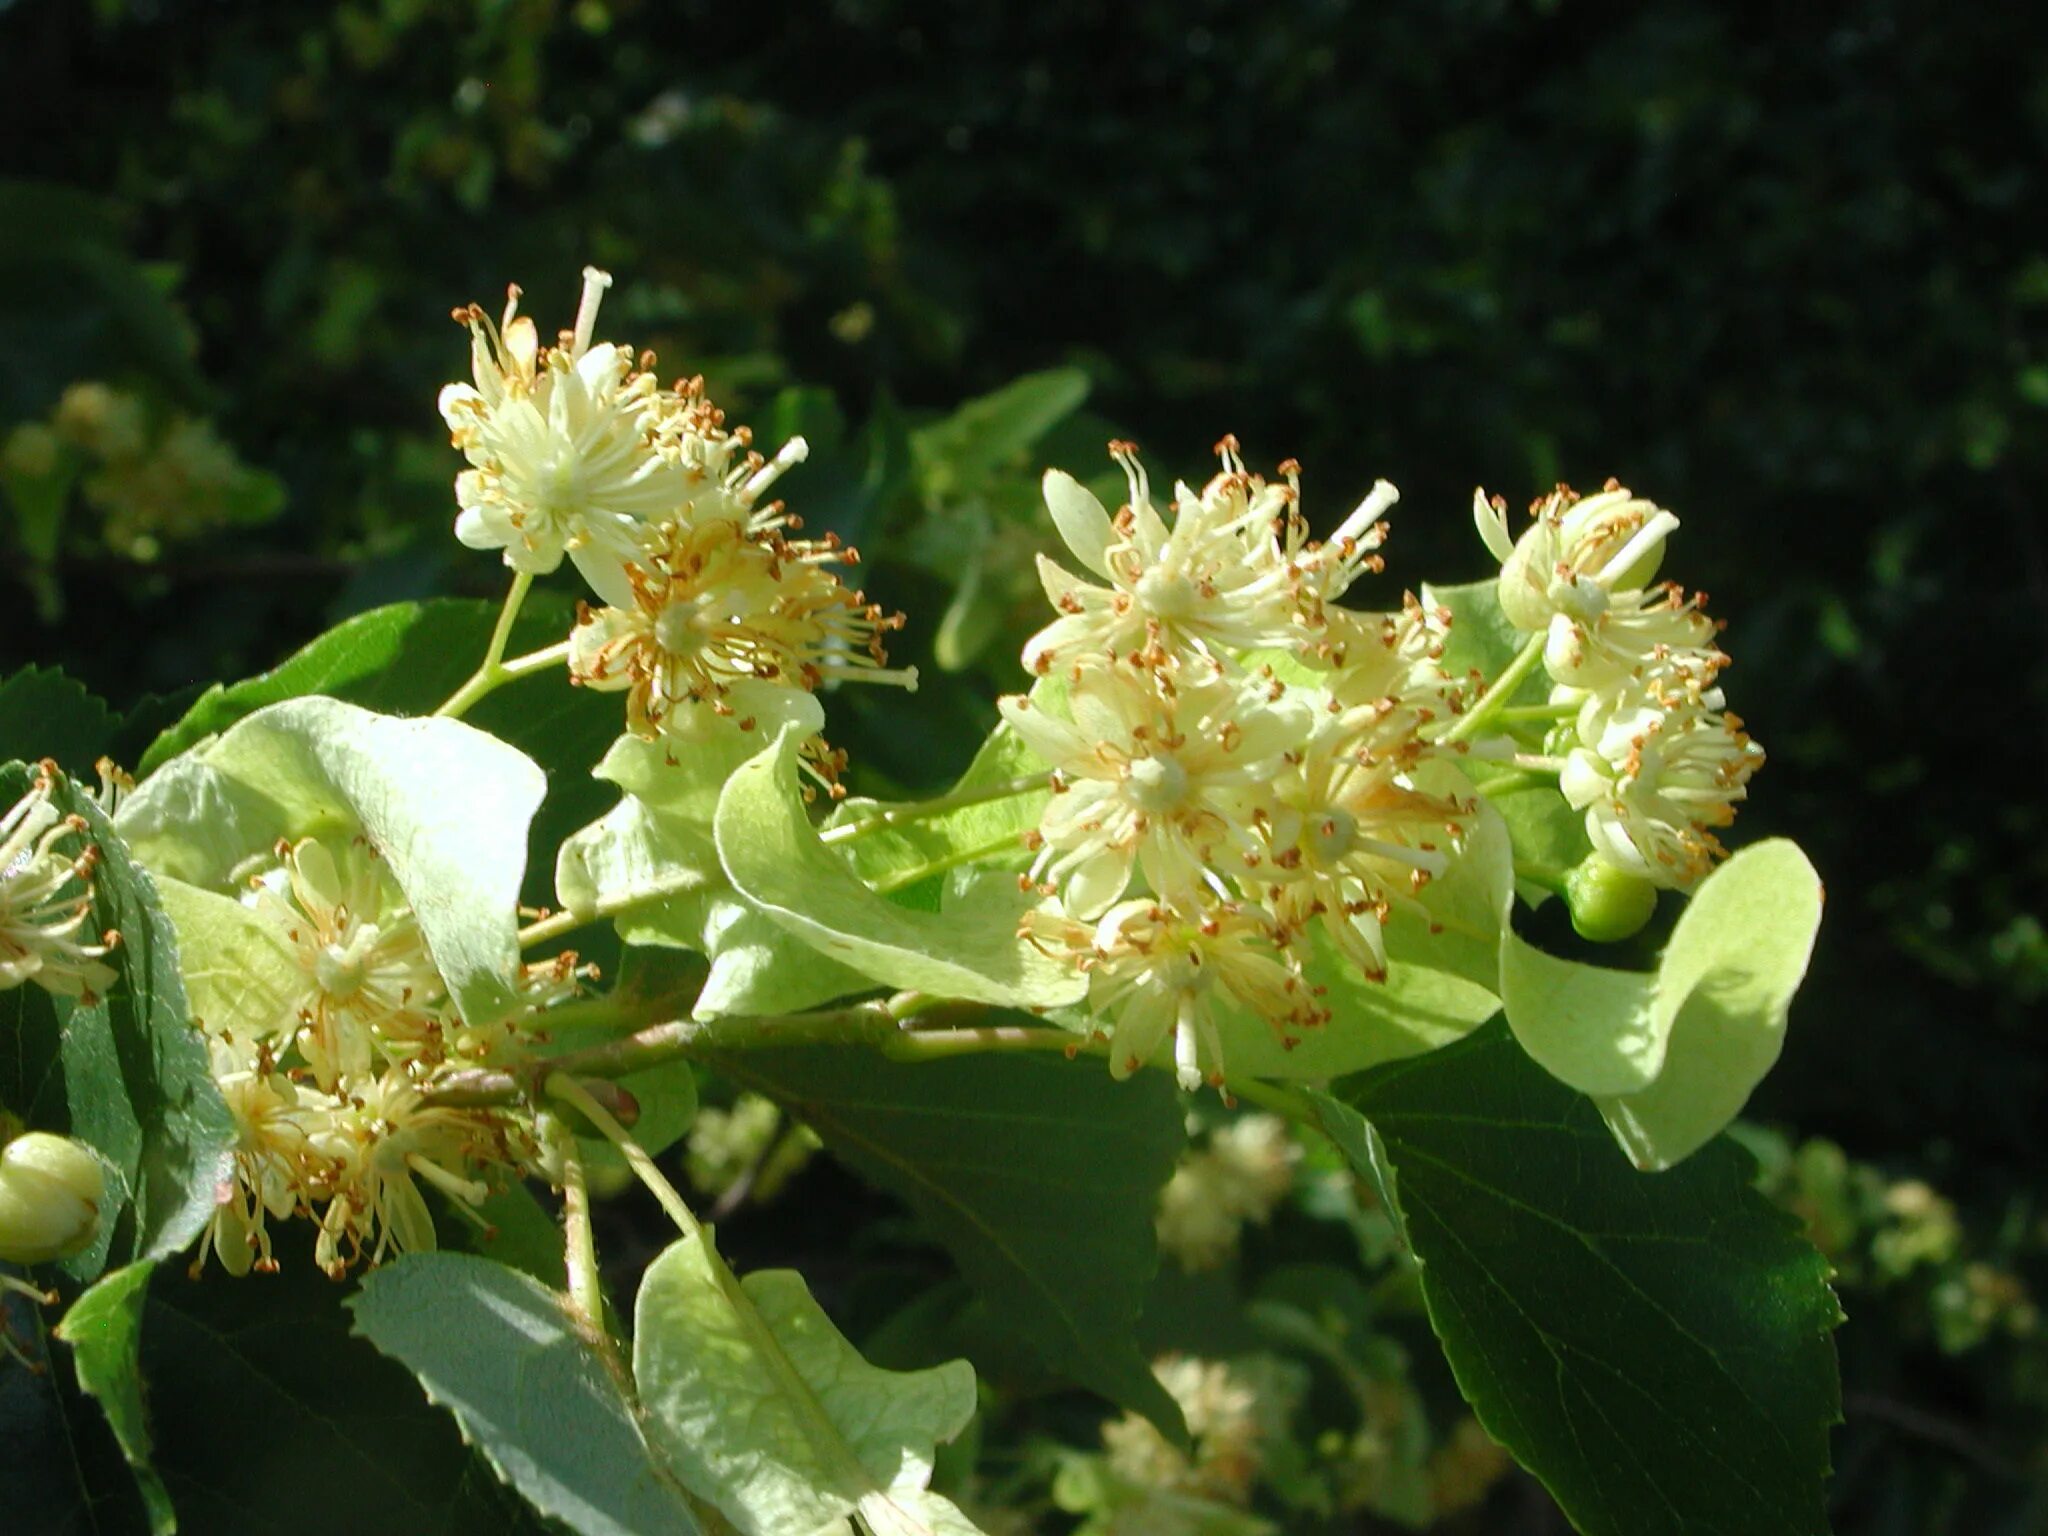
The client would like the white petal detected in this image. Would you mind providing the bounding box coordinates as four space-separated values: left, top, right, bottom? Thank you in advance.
1042 469 1117 579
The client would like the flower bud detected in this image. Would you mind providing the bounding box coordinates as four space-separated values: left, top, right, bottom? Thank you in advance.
0 1132 106 1265
1565 854 1661 944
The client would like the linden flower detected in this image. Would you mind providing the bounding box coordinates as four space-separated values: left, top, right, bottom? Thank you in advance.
0 768 118 1001
569 516 914 733
1025 439 1322 674
999 663 1308 915
246 836 448 1092
1027 896 1323 1089
1100 1355 1277 1505
1156 1114 1300 1271
1477 482 1721 690
1560 683 1765 889
440 266 689 605
205 1050 331 1277
307 1070 507 1277
1251 703 1474 980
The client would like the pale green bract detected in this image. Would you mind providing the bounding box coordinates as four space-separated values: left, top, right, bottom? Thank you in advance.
148 875 303 1040
114 696 544 1025
1498 838 1823 1168
635 1228 986 1536
553 683 873 1016
715 723 1086 1010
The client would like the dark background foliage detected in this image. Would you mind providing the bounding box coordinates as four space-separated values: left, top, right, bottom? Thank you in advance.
3 1 2044 1529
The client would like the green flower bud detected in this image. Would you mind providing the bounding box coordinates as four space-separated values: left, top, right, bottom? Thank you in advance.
1565 854 1660 943
0 1132 106 1265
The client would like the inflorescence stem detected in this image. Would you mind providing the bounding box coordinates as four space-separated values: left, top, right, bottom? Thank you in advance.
434 571 572 720
1436 632 1548 747
816 772 1051 847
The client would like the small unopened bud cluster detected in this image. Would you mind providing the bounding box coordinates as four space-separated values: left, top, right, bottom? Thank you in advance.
200 835 580 1278
0 765 118 1003
440 267 913 795
1008 439 1478 1089
1475 482 1763 890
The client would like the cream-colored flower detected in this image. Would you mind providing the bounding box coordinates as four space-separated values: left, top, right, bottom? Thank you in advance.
1478 482 1720 691
1559 681 1764 889
1000 664 1307 915
1025 440 1318 674
307 1070 506 1277
1156 1113 1300 1270
1250 703 1474 981
1026 895 1322 1089
205 1058 329 1277
568 516 914 733
0 768 117 1001
1100 1354 1282 1505
440 267 689 604
246 836 449 1091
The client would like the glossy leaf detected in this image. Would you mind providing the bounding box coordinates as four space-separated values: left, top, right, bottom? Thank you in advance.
715 1043 1188 1442
1323 1023 1841 1536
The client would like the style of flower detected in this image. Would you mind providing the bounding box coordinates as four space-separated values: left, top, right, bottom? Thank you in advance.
1559 677 1765 888
1249 702 1474 980
1025 896 1324 1089
1000 663 1308 916
568 516 913 734
440 266 690 605
1477 482 1721 691
0 766 117 1001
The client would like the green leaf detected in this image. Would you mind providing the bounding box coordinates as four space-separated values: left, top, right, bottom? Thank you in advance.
1499 840 1824 1167
352 1253 706 1536
4 1235 551 1536
134 597 627 907
54 1260 174 1535
714 1044 1189 1442
911 368 1090 503
1322 1023 1841 1536
115 697 545 1027
715 725 1085 1009
0 763 234 1281
635 1226 984 1536
0 668 115 776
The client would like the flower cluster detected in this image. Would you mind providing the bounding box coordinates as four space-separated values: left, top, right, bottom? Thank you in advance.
1 766 118 1002
441 268 912 792
1475 482 1764 888
1155 1112 1300 1270
1008 440 1478 1089
200 835 576 1278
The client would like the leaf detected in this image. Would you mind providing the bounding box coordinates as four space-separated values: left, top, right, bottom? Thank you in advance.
0 762 234 1281
1322 1023 1841 1536
352 1252 705 1536
715 726 1084 1010
910 368 1090 503
115 697 545 1027
0 668 115 776
635 1226 984 1536
1498 840 1824 1166
714 1044 1189 1442
4 1236 552 1536
54 1260 174 1535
